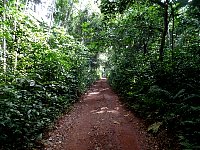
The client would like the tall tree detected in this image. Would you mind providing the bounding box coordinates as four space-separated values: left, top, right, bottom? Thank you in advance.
54 0 76 29
2 0 7 72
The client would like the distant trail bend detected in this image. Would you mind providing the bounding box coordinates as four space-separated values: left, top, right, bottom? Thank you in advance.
43 79 158 150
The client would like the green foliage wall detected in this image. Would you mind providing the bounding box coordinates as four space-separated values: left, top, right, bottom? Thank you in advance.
0 2 98 149
100 0 200 149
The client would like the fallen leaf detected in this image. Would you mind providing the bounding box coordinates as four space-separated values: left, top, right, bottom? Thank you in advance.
148 122 162 133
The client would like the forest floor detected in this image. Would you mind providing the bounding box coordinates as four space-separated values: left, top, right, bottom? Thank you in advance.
42 79 159 150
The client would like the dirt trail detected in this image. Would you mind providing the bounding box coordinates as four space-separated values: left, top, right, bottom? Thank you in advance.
43 79 158 150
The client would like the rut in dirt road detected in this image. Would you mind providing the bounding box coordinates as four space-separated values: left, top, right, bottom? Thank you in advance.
44 79 158 150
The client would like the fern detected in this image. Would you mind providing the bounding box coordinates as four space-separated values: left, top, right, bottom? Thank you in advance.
183 94 200 104
173 89 186 100
147 85 172 101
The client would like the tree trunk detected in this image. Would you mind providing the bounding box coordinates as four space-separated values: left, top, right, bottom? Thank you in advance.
159 0 169 62
24 0 29 10
14 0 19 72
3 0 7 72
48 0 56 34
143 32 149 55
171 5 174 62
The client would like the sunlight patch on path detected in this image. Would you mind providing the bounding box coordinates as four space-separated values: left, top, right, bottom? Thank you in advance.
88 92 100 96
91 106 120 115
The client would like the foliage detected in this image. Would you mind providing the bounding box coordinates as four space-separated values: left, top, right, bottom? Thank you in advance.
1 0 199 149
0 2 98 149
54 0 77 28
100 0 200 149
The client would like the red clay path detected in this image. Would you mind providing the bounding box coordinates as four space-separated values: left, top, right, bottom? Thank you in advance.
43 79 158 150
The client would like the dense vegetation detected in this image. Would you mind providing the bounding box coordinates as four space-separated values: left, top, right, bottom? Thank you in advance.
100 0 200 149
0 1 99 149
0 0 199 149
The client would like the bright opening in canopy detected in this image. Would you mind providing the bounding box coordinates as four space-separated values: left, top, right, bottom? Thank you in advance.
77 0 101 13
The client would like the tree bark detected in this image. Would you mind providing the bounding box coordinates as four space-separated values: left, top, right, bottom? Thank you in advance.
171 5 174 62
159 0 169 62
3 0 7 72
14 0 19 72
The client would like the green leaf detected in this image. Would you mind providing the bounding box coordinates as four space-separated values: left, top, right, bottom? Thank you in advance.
148 122 163 133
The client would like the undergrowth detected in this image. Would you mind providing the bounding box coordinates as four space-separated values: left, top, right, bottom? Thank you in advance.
108 58 200 149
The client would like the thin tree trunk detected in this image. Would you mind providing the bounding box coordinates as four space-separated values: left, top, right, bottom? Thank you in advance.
171 6 174 62
24 0 29 11
159 0 169 62
48 0 56 36
14 0 19 72
65 0 73 29
144 42 147 55
143 31 149 55
3 0 7 72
